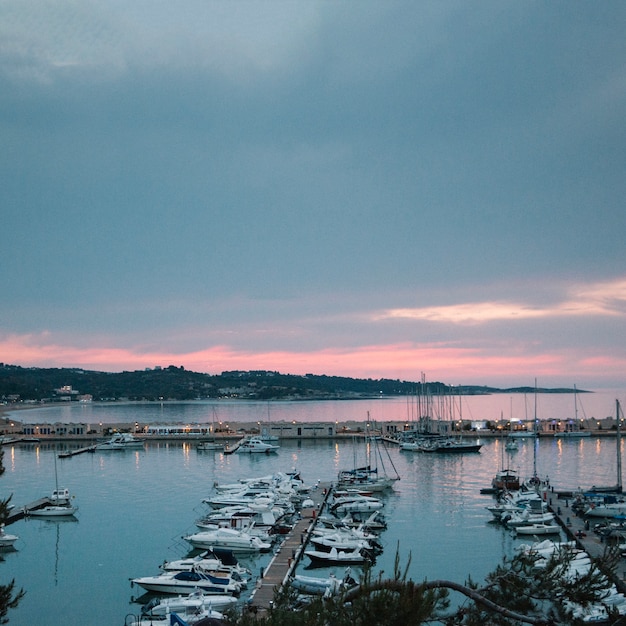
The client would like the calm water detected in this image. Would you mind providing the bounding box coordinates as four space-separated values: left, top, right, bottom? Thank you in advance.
8 388 626 427
1 400 625 625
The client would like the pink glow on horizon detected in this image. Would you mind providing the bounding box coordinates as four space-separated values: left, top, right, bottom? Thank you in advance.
2 333 626 386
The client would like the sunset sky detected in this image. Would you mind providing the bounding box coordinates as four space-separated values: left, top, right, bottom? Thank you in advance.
1 2 625 389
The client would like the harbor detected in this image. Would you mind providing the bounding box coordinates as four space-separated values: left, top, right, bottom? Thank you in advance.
3 398 626 625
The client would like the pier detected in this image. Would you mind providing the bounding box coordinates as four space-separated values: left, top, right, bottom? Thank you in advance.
57 444 97 458
548 493 626 593
5 497 55 525
248 483 332 614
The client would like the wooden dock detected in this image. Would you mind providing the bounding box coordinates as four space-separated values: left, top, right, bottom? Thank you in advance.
58 445 97 458
5 498 54 525
548 493 626 593
248 484 333 614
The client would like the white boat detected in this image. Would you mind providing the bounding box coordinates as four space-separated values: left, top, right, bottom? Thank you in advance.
330 494 384 516
161 550 250 580
131 569 242 595
29 453 78 517
305 546 371 566
290 568 358 596
235 438 279 454
95 432 145 450
128 607 225 626
584 502 626 518
184 527 272 553
0 524 18 548
28 503 78 517
514 523 561 535
141 589 237 617
310 533 382 555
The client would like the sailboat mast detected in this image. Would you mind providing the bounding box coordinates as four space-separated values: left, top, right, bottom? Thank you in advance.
617 399 622 492
533 379 538 479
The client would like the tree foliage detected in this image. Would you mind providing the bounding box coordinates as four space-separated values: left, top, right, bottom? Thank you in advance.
229 542 624 626
0 450 24 623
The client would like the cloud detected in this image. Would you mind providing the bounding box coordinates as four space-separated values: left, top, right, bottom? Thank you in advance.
376 277 626 324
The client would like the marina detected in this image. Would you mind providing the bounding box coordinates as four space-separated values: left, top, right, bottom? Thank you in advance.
3 398 626 624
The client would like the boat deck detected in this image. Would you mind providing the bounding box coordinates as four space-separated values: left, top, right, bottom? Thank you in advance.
248 483 332 615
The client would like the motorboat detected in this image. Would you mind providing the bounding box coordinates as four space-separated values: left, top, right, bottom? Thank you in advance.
196 504 286 536
235 438 279 454
584 502 626 518
95 432 145 450
330 494 384 516
310 534 381 556
0 524 18 548
128 606 225 625
162 549 251 580
503 511 556 527
141 589 238 617
514 523 561 536
305 546 372 566
289 568 358 596
131 569 242 595
184 527 272 553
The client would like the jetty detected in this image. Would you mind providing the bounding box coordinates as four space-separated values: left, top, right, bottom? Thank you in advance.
248 483 332 614
5 497 56 525
548 493 626 592
58 444 96 458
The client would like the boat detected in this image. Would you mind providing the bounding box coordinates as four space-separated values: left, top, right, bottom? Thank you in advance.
161 548 250 580
514 523 561 536
337 421 400 490
95 432 145 450
584 501 626 518
141 589 238 617
330 493 384 516
28 503 78 517
0 524 18 548
131 569 243 595
235 437 279 454
183 527 272 553
305 546 372 566
505 437 519 452
128 607 226 626
28 452 78 517
289 568 358 596
555 385 591 438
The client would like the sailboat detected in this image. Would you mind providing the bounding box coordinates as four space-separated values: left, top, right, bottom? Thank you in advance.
555 385 591 438
337 415 400 491
29 453 78 517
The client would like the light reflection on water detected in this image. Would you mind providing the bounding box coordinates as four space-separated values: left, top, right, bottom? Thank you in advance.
1 414 624 625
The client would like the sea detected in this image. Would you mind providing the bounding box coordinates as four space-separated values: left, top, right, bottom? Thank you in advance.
1 392 625 626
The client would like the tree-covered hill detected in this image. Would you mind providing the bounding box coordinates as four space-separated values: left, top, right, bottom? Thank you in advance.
0 363 578 403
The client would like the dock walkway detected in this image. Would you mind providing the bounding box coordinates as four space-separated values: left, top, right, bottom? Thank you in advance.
548 493 626 593
58 445 96 458
248 483 332 614
5 498 54 525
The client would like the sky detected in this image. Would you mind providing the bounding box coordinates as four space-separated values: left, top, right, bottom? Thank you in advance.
1 1 626 390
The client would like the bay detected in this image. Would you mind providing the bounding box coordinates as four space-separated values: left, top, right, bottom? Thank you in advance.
1 398 624 626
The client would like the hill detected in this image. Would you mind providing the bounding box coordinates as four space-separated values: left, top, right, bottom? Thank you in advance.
0 363 580 403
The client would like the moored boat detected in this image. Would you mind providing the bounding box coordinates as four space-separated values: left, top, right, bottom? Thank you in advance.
95 432 145 450
131 569 242 595
235 438 280 454
0 524 18 548
184 527 272 553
